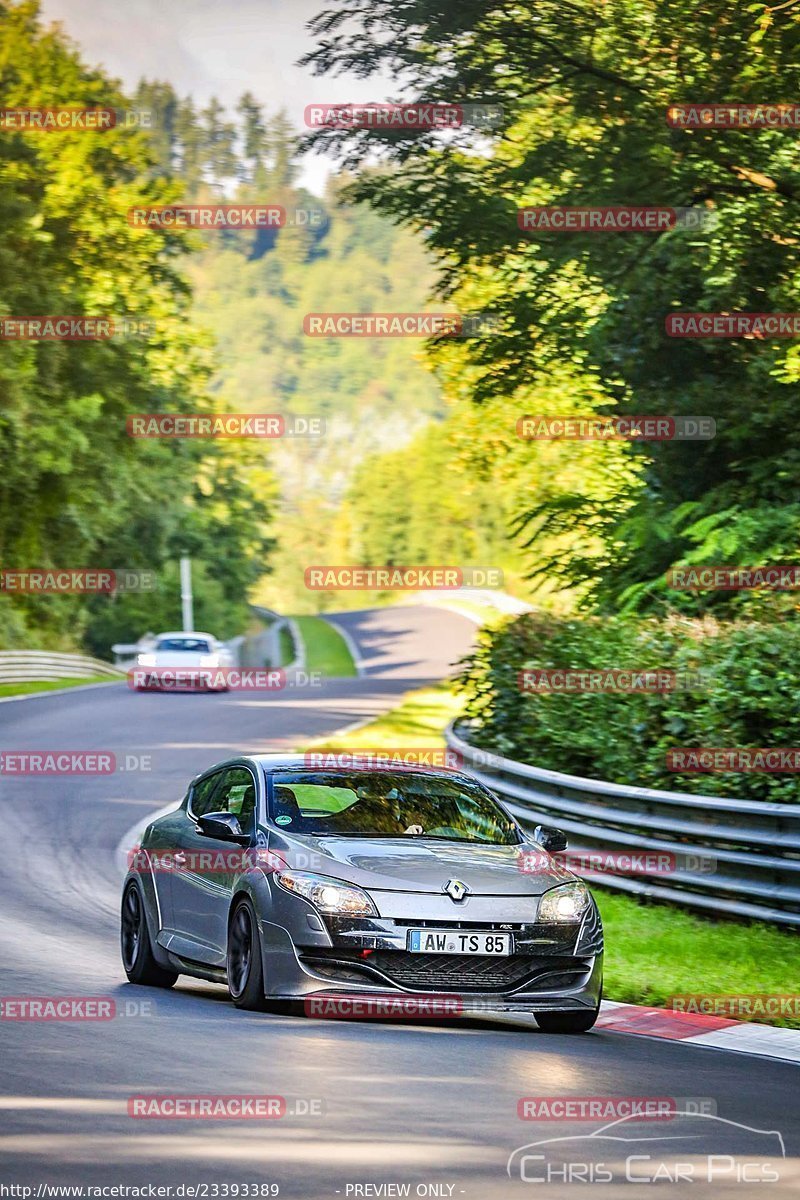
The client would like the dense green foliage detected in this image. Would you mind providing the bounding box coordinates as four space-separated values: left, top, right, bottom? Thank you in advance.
333 368 637 608
0 1 273 651
305 0 800 613
129 79 445 614
0 6 444 644
299 0 800 798
457 610 800 800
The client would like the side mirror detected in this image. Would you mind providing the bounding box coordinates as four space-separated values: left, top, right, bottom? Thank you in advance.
533 824 568 854
196 811 249 845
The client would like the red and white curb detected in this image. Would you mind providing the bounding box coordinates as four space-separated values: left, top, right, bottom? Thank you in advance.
596 1000 800 1063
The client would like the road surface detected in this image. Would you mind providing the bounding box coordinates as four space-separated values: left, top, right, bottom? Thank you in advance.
0 605 797 1197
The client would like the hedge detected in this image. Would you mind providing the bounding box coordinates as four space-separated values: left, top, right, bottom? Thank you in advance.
455 611 800 801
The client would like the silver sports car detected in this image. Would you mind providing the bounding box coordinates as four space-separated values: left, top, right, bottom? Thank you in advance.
121 754 603 1032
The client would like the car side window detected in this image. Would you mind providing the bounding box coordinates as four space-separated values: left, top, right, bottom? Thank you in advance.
213 767 257 831
190 771 224 818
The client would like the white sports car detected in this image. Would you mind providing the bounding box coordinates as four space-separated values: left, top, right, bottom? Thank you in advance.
133 630 234 691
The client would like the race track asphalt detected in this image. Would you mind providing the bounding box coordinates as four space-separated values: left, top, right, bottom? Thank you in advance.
1 605 797 1197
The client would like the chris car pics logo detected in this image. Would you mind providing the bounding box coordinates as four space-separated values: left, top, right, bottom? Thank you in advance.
507 1112 785 1185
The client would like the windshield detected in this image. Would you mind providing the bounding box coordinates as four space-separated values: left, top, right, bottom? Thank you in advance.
156 637 211 652
269 770 520 844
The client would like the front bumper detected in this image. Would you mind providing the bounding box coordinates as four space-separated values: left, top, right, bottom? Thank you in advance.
258 894 604 1013
134 670 228 692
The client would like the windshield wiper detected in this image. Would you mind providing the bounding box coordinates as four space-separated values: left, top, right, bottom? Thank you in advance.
405 834 512 845
302 830 514 844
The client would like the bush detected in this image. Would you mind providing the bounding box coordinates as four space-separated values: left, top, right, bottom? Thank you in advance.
456 611 800 801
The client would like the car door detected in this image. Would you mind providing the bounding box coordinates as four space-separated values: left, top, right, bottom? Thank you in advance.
153 769 225 951
170 765 258 964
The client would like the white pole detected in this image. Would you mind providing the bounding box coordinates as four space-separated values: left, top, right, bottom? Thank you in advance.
180 555 194 630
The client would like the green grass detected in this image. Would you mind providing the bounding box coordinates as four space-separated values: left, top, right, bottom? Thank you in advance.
303 682 462 752
292 615 357 677
597 889 800 1026
301 681 799 1026
277 623 296 668
0 675 119 698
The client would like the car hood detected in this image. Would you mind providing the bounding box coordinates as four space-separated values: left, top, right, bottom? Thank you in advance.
268 832 576 896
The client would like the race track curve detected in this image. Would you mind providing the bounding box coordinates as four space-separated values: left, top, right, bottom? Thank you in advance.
1 605 797 1198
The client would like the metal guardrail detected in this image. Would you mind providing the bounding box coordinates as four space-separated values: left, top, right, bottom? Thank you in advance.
446 722 800 927
0 650 124 683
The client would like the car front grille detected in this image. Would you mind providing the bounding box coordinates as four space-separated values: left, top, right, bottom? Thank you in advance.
302 950 592 994
391 919 528 930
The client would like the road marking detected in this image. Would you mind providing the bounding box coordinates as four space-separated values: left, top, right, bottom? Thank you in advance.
595 1002 800 1063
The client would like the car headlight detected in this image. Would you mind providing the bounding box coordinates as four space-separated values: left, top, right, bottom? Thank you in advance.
538 881 590 923
137 653 156 666
198 654 220 666
274 870 377 916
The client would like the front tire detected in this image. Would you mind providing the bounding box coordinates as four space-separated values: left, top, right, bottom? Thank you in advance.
536 1000 600 1034
227 898 268 1010
537 977 602 1033
120 881 178 988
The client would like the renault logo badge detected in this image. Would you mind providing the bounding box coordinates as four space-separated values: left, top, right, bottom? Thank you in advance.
444 879 468 902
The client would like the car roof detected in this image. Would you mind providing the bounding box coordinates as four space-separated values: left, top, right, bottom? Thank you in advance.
195 752 470 776
250 748 455 768
247 753 475 780
156 630 216 639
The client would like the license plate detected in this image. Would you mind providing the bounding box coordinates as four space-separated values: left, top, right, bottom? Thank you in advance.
407 929 512 955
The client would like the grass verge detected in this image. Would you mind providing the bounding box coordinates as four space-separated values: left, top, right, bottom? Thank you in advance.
597 889 799 1026
303 682 461 752
292 615 357 677
276 623 296 668
0 675 119 698
301 681 799 1027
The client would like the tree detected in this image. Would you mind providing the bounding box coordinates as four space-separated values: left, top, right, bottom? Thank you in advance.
0 2 274 650
303 0 800 612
